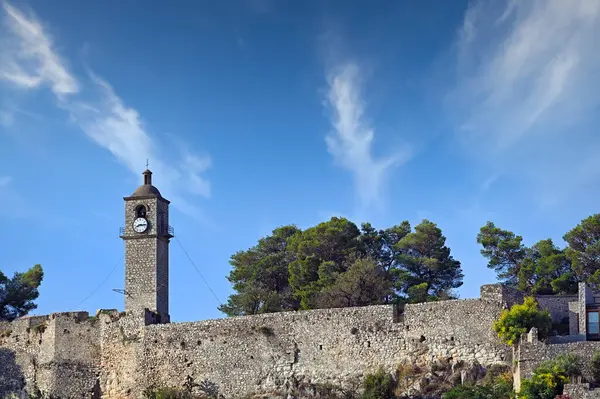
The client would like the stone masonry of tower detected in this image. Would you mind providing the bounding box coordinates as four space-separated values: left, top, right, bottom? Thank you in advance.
0 170 594 398
121 169 171 322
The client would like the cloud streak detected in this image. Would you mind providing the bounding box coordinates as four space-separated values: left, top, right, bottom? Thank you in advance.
325 63 411 210
450 0 600 207
1 1 78 96
1 1 212 219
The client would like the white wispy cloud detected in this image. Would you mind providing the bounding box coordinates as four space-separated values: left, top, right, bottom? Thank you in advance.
450 0 600 207
181 151 211 198
481 173 500 192
325 63 411 209
1 1 212 219
1 1 78 96
68 73 153 174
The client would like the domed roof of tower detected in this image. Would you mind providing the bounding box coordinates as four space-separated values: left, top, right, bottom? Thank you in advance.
130 169 162 198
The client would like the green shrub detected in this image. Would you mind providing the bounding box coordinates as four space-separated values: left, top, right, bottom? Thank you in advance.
486 370 514 398
591 351 600 383
443 385 492 399
493 297 552 346
362 368 394 399
443 366 514 399
518 354 580 399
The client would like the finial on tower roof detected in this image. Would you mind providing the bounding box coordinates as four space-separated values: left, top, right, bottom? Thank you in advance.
142 168 152 185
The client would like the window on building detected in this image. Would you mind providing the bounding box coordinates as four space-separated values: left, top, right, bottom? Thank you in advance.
588 311 599 335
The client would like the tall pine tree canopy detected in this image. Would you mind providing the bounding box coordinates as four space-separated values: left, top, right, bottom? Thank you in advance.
220 217 463 316
476 215 600 295
0 264 44 321
394 220 463 302
564 214 600 284
476 222 527 288
218 226 300 316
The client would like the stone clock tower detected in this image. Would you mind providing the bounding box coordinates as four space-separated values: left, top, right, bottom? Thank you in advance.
120 169 172 322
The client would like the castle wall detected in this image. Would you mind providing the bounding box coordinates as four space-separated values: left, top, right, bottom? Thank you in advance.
480 284 524 308
518 341 600 385
131 301 511 398
139 306 398 397
0 312 101 398
564 383 600 398
568 301 580 336
403 299 504 344
0 316 50 395
99 310 155 399
534 295 577 323
0 284 537 398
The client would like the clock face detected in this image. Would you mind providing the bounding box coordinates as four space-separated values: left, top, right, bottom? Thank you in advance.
133 217 148 233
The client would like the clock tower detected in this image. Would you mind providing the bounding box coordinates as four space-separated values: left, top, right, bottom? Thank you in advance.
120 169 172 322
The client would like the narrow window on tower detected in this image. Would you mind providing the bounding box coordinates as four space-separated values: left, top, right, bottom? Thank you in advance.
135 205 147 218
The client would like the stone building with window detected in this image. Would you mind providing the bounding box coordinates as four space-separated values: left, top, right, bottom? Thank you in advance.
574 282 600 340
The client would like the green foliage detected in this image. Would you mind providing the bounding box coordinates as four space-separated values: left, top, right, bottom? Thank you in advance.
477 214 600 294
443 385 494 399
142 387 199 399
218 225 301 316
0 264 44 321
315 258 392 308
518 240 577 295
493 297 552 346
564 214 600 284
591 351 600 383
478 222 578 294
394 220 463 302
477 222 527 287
361 368 394 399
287 217 363 309
221 217 463 315
405 282 430 303
518 354 580 399
444 366 514 399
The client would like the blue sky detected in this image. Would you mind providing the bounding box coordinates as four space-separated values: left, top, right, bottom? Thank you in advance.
1 0 600 322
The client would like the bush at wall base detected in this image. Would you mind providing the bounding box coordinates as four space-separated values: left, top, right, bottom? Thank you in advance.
518 354 580 399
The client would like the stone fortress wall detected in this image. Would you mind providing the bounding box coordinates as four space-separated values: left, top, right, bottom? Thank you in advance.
0 312 101 398
564 383 600 398
0 284 583 398
0 285 520 398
